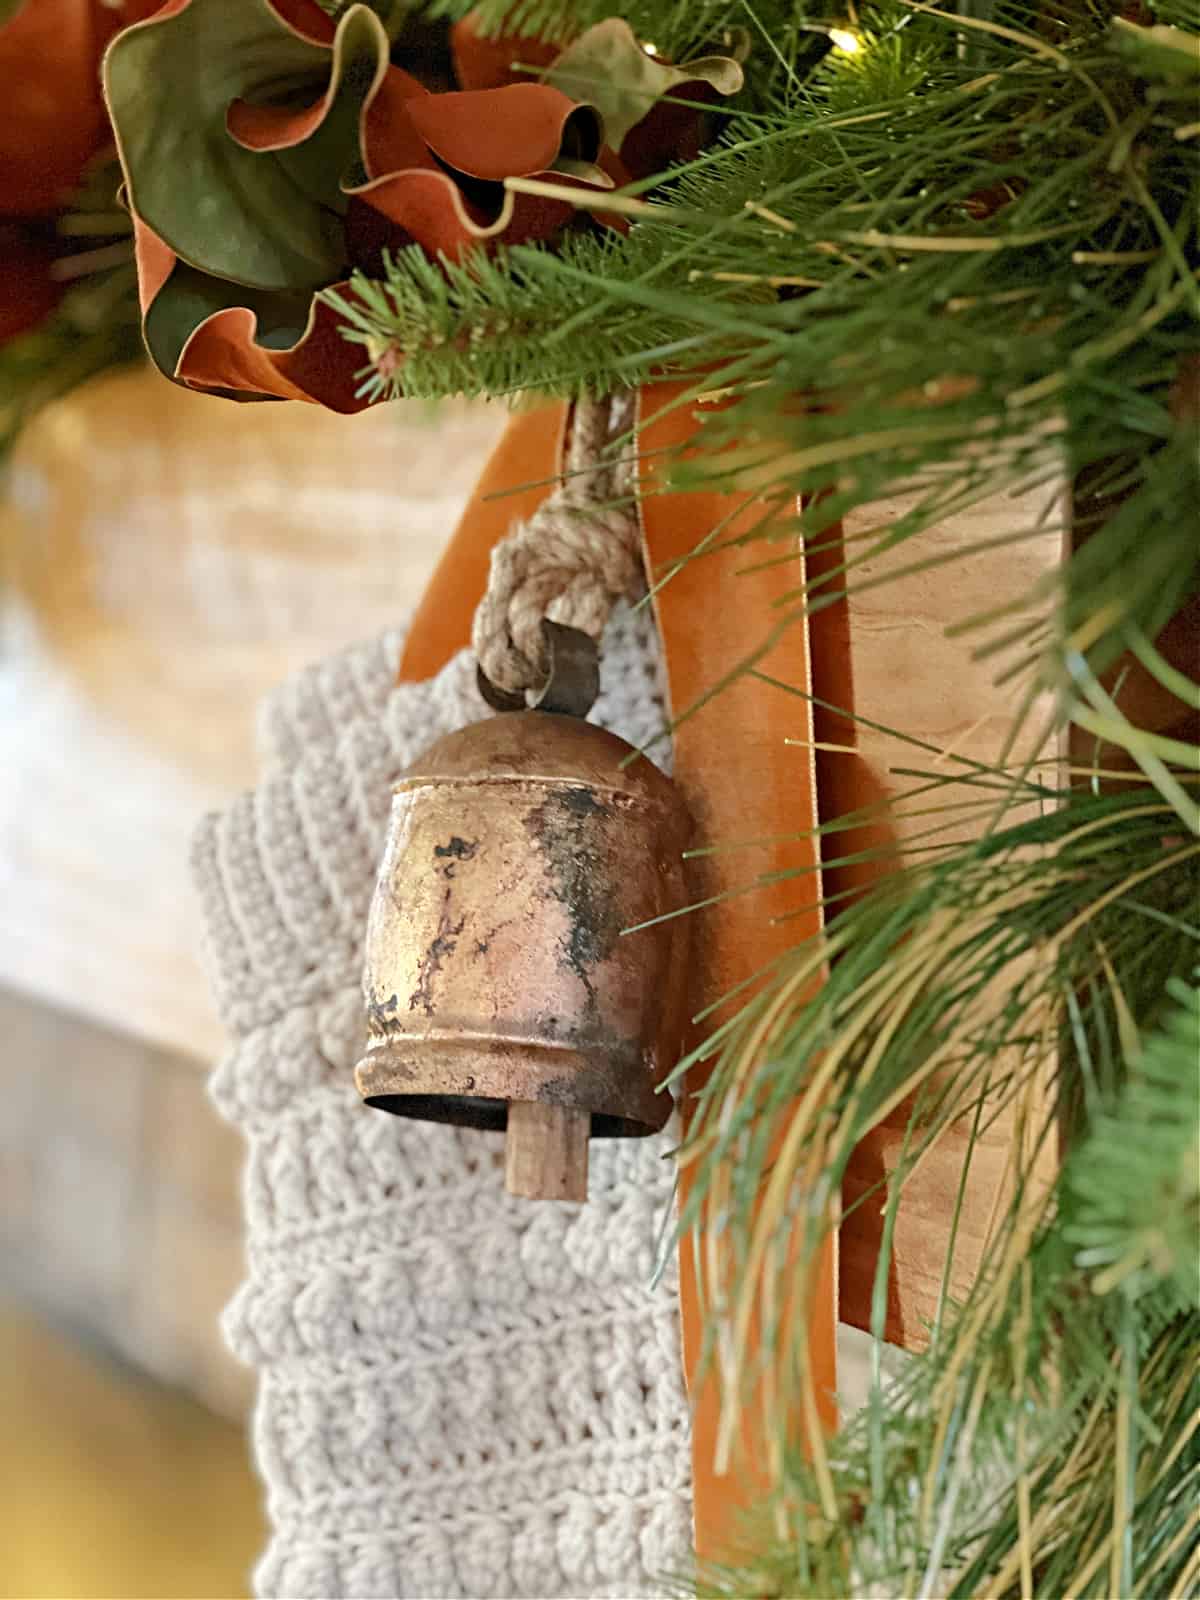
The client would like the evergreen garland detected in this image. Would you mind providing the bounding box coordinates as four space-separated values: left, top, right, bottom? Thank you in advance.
333 1 1199 739
329 1 1200 1592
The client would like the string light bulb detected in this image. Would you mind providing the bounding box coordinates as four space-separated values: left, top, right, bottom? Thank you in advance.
828 27 862 53
642 40 659 56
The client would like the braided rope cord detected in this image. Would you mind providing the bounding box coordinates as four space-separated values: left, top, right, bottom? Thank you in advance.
471 392 642 696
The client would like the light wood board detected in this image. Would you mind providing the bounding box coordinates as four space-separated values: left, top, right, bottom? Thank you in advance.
832 482 1063 1345
0 367 505 1059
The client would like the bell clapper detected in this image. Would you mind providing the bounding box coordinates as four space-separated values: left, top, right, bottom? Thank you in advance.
504 1101 590 1202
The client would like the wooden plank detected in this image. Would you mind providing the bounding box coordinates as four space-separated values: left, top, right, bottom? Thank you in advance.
0 368 505 1060
828 482 1063 1346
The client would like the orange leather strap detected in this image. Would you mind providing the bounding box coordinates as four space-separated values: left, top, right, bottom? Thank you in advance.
398 402 568 681
397 387 838 1561
636 382 837 1561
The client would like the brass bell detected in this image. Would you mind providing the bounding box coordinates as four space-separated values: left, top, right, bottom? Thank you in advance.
354 631 691 1202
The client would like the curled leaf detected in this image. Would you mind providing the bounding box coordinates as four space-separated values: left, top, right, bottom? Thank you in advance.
104 0 398 292
544 18 743 151
105 0 612 404
1 0 109 216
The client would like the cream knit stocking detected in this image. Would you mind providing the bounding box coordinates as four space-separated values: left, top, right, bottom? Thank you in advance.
195 604 693 1600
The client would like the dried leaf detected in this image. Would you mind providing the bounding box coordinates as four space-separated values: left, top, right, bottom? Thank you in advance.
544 18 742 151
0 0 107 216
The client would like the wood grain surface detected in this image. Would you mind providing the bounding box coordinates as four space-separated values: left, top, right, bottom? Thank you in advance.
831 483 1063 1345
0 368 505 1058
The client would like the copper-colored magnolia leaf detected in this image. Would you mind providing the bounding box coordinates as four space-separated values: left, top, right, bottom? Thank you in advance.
403 85 597 184
142 253 313 385
107 0 619 406
0 226 61 345
133 217 371 410
544 18 742 151
0 0 107 215
348 82 601 256
104 0 394 292
450 10 561 93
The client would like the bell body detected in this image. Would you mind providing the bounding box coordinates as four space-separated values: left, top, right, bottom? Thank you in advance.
355 711 691 1198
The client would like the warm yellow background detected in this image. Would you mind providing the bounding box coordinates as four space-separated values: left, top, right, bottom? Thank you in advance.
0 1310 262 1599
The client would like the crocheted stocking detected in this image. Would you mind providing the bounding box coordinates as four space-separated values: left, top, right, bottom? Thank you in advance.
195 604 692 1600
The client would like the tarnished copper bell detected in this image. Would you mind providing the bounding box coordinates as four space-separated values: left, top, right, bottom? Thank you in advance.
355 628 692 1202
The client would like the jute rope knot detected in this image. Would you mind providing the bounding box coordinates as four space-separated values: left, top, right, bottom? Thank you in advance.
472 392 642 696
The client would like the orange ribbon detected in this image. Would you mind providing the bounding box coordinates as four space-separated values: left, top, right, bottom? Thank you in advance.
397 387 838 1562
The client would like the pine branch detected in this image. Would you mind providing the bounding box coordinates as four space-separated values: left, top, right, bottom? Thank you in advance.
1063 974 1200 1307
339 3 1199 690
323 230 763 402
681 782 1200 1597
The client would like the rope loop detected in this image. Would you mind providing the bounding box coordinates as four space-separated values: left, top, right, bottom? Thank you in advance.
472 393 641 697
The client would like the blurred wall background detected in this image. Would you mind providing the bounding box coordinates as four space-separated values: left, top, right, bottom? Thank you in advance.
0 367 505 1598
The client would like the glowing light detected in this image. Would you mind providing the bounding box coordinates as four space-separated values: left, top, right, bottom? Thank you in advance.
828 27 862 53
642 40 659 55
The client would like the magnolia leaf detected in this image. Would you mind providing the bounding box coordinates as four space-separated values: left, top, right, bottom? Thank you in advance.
359 0 413 38
143 255 368 408
544 18 743 152
105 0 391 292
551 157 615 188
1 0 113 216
142 257 313 381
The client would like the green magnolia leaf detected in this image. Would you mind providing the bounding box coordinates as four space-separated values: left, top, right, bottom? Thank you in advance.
550 156 615 188
544 18 743 152
104 0 391 293
142 258 313 379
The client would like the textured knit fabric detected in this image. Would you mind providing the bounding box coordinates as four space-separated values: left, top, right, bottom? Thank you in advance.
196 603 693 1600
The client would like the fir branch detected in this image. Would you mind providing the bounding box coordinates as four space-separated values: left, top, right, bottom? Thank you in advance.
341 2 1199 690
1063 973 1200 1307
681 783 1200 1597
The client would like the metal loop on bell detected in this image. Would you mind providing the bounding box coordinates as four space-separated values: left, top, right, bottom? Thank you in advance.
477 621 600 720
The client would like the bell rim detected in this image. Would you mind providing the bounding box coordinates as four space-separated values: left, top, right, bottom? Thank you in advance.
354 1034 672 1139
